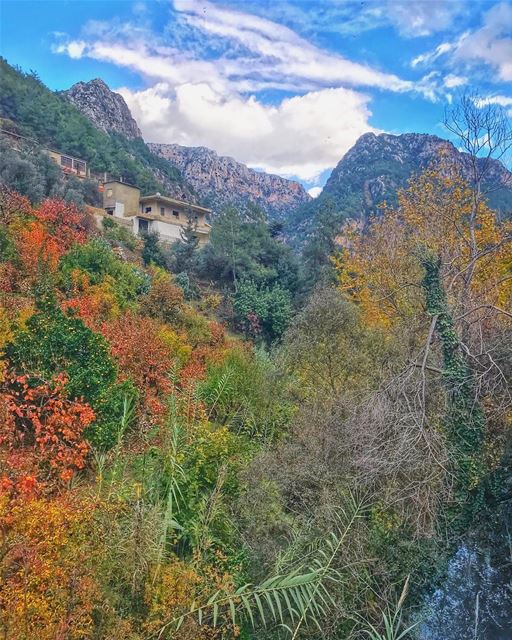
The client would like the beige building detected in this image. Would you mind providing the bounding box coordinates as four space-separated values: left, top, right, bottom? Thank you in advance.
103 180 141 217
0 129 88 178
102 181 211 245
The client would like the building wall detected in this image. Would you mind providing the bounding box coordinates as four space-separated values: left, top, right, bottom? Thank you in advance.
103 182 140 217
152 219 183 242
134 217 209 245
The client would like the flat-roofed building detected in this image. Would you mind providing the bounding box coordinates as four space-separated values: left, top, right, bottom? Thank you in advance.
137 194 211 245
46 149 88 178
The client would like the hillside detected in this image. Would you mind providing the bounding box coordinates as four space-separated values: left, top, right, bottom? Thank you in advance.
149 142 311 218
0 58 192 201
288 132 512 244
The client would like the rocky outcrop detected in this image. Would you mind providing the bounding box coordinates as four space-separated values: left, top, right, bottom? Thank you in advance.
64 79 142 139
148 143 311 219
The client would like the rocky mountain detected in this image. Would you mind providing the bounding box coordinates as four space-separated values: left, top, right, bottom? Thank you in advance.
64 79 142 140
323 132 512 217
148 143 311 218
288 132 512 244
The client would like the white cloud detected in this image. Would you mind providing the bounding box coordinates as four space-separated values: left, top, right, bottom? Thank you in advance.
443 74 467 88
54 1 416 95
233 0 467 39
308 186 322 198
120 83 378 181
386 0 466 37
411 42 453 68
173 0 413 94
474 94 512 117
56 40 86 59
453 2 512 81
476 94 512 107
411 2 512 82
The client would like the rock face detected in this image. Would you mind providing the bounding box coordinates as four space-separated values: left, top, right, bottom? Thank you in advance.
287 132 512 244
64 79 142 139
148 143 311 218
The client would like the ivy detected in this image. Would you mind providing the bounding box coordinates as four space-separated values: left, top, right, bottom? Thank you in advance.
421 250 487 528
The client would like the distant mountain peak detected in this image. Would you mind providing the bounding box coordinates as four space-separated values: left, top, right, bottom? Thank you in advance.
64 79 142 140
323 131 512 215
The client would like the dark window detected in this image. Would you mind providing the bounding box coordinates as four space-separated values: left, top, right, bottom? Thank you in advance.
145 206 152 213
160 206 165 216
172 210 179 218
106 208 114 216
138 219 149 234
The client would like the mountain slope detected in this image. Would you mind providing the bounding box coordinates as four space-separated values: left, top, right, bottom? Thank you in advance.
288 132 512 244
0 59 190 201
64 79 142 139
148 143 311 218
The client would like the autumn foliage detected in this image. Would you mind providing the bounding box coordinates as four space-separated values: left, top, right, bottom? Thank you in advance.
0 188 252 638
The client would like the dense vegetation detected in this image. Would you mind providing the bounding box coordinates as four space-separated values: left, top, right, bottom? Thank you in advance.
0 58 187 198
0 69 511 639
1 145 511 638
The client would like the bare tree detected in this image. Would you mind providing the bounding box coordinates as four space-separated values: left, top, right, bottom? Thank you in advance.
444 93 512 293
444 91 512 197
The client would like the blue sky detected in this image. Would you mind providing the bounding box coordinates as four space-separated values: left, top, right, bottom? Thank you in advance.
1 0 511 193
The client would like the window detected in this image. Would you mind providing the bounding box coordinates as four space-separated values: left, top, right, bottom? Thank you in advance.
160 206 165 216
172 210 179 218
138 219 149 234
106 189 113 197
106 208 114 216
60 155 72 168
145 206 152 213
74 160 86 174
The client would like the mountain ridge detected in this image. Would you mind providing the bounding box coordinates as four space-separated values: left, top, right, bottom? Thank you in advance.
148 142 311 218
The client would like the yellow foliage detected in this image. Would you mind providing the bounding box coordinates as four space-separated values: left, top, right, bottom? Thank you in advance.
159 326 193 366
338 162 512 331
0 494 100 640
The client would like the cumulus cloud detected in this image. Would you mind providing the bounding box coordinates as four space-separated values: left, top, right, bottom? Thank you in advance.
120 83 378 181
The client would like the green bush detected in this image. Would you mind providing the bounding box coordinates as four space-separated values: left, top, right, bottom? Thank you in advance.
60 238 149 306
6 297 134 449
233 280 292 344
